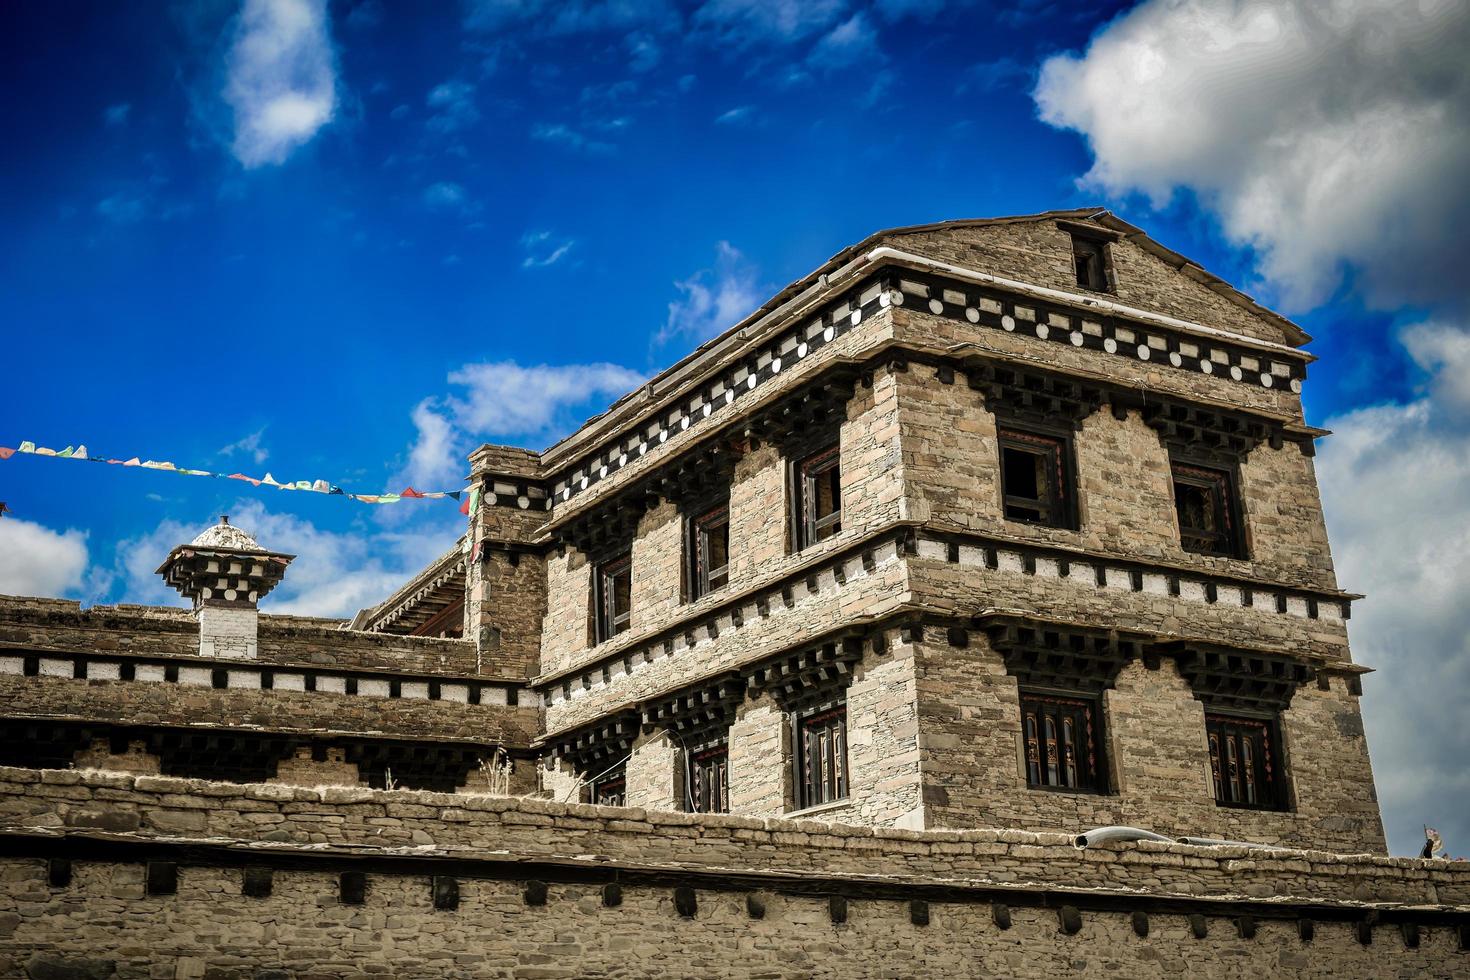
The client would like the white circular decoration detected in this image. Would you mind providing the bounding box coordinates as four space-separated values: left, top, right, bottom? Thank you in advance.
659 430 668 443
517 495 530 509
823 326 835 342
579 477 589 489
486 493 498 506
1230 365 1243 381
1036 324 1049 340
965 307 980 323
1137 345 1151 360
598 466 607 478
726 389 735 403
1002 315 1016 332
1169 352 1183 367
889 290 904 306
928 298 944 315
248 591 257 603
618 454 627 466
1260 373 1273 388
879 292 891 308
225 589 237 601
797 342 808 357
771 357 782 373
1103 338 1117 353
850 310 862 326
680 417 690 430
201 587 212 600
1290 378 1302 393
746 374 756 390
702 403 712 417
1200 360 1213 375
638 443 647 456
1070 332 1084 347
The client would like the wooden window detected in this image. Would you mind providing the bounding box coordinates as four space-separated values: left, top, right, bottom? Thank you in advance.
688 744 730 814
590 763 626 807
1171 462 1242 558
690 504 730 599
795 445 842 550
1206 714 1280 809
998 428 1074 528
1072 236 1111 292
1021 692 1105 793
595 553 632 643
793 703 848 809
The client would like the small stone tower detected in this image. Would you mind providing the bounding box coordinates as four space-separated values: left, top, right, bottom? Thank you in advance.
155 516 294 659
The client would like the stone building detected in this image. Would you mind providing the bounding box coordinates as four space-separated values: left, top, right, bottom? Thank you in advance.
1 209 1465 978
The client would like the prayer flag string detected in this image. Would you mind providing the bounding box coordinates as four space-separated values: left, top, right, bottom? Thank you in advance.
0 441 464 506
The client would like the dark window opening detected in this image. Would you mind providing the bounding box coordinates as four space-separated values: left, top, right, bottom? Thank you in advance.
795 445 842 550
595 554 632 643
690 504 731 599
688 744 730 814
1207 714 1281 809
998 428 1074 528
1072 236 1111 292
1021 692 1105 793
1172 463 1242 558
793 703 848 810
590 763 626 807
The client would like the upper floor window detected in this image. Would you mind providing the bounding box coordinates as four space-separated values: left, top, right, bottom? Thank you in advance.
595 553 632 643
1171 461 1243 558
794 444 842 550
1071 235 1112 292
793 702 848 810
998 427 1075 529
1206 714 1281 810
589 762 626 807
688 743 730 814
689 503 730 600
1021 691 1106 793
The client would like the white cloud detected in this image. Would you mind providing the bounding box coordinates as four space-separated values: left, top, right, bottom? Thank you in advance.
423 181 474 212
521 230 575 268
694 0 847 45
715 105 754 126
810 12 878 68
0 518 89 598
223 0 339 168
531 122 613 154
116 499 452 618
1035 0 1470 310
103 103 131 127
397 361 645 488
1317 322 1470 857
426 80 480 134
218 427 270 465
657 241 765 347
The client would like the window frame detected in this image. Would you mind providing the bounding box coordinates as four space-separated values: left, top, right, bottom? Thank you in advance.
589 763 627 807
1070 235 1111 293
997 425 1077 530
1205 713 1284 810
687 742 730 814
1170 460 1245 559
687 502 731 601
594 552 633 644
791 699 849 810
1019 690 1107 794
793 443 842 552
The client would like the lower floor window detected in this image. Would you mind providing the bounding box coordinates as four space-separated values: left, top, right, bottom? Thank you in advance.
589 763 626 807
688 744 729 814
793 703 848 809
1206 714 1279 809
1021 692 1105 792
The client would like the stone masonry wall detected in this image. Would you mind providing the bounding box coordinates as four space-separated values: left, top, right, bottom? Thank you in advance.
909 635 1385 852
889 220 1297 347
0 769 1463 979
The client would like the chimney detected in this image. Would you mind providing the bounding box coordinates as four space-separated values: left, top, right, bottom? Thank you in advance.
155 515 294 659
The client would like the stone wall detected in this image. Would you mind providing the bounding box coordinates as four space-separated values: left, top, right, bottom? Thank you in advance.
0 769 1463 979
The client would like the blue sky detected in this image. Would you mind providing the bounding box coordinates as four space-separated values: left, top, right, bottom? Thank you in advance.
1 1 1467 855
